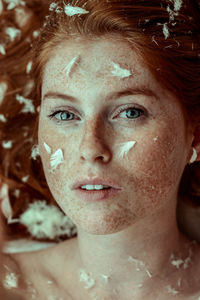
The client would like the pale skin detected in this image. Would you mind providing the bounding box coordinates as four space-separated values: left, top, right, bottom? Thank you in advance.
3 35 200 299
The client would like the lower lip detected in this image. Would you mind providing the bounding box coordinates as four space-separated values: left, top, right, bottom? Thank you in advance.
74 188 120 201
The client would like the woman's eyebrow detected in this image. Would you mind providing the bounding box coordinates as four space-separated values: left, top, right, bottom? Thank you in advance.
43 87 159 103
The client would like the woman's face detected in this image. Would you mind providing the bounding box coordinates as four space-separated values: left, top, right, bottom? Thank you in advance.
38 36 193 234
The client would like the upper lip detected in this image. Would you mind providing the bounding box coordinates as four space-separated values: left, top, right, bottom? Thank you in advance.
72 177 122 190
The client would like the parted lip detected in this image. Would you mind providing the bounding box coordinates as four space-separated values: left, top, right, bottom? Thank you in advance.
72 177 122 190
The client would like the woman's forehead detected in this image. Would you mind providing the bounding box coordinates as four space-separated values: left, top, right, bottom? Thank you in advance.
43 37 142 77
41 37 158 93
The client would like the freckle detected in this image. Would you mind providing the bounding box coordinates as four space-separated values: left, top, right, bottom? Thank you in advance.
116 141 136 160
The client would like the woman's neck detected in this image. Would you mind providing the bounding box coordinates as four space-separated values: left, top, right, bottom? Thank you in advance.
73 210 196 298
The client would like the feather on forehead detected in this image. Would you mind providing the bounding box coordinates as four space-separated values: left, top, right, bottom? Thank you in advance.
64 55 80 78
111 62 132 79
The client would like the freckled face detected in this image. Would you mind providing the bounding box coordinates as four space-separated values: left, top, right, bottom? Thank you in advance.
38 36 192 235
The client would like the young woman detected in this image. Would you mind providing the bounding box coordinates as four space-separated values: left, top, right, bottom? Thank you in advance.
0 0 200 299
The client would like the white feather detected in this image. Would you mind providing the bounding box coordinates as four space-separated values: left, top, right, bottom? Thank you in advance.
111 62 132 79
163 23 170 39
5 0 25 10
79 269 95 289
64 56 79 77
167 285 179 295
116 141 136 159
19 200 77 239
0 82 7 103
33 30 39 38
22 175 29 183
5 27 21 42
50 149 64 170
16 94 35 114
173 0 182 12
49 2 57 11
43 142 52 154
64 4 89 16
0 44 6 55
189 148 197 164
0 183 19 224
0 114 7 122
26 61 32 74
3 272 18 289
0 0 3 14
31 144 40 160
128 255 152 278
2 140 13 149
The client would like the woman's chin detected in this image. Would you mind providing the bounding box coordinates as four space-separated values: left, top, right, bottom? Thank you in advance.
72 214 133 235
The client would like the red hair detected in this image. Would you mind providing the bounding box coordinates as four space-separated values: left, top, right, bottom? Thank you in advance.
0 0 200 240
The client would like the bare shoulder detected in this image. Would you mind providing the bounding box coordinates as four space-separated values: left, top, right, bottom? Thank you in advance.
4 238 77 299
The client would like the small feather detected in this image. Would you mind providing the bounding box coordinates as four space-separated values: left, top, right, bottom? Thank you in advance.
0 44 6 55
173 0 182 12
167 285 179 295
0 82 7 103
0 0 3 14
64 56 79 77
64 4 89 16
26 61 32 74
2 140 13 149
189 148 197 164
22 175 29 183
49 2 57 11
79 269 95 289
50 149 64 170
0 184 19 224
3 272 18 289
0 114 7 122
111 62 132 79
31 144 40 160
16 94 35 114
5 27 21 42
163 23 170 39
5 0 25 10
116 141 136 159
43 142 52 154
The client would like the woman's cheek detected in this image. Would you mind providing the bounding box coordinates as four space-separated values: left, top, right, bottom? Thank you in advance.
129 127 186 208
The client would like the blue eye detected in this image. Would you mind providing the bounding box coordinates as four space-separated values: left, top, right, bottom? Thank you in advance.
48 110 77 122
47 106 145 124
117 107 145 119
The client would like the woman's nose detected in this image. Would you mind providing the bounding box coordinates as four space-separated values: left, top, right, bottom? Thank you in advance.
79 117 112 163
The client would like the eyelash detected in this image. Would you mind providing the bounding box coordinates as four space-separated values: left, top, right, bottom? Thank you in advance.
47 105 146 124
